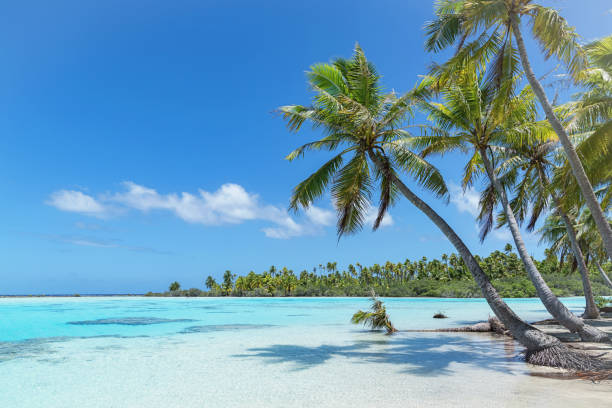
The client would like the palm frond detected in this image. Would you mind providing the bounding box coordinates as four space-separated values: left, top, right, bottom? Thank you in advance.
289 153 344 211
390 144 448 198
528 5 587 82
372 154 399 230
332 153 373 237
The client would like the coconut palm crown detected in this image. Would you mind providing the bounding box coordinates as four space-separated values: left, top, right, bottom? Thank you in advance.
279 44 447 237
424 0 612 262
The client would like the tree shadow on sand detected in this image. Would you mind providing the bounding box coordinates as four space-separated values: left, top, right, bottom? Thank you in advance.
233 333 521 376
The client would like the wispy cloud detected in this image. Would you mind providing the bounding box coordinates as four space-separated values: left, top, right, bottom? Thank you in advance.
41 234 171 254
47 190 109 216
48 182 379 239
449 183 480 217
47 182 393 239
74 221 108 231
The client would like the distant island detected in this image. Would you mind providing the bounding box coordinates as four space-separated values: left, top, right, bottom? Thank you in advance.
147 246 612 299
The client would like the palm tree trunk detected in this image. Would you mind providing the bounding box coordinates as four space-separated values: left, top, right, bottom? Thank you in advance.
510 14 612 262
594 258 612 289
553 202 600 319
536 167 600 318
479 147 606 341
366 153 566 356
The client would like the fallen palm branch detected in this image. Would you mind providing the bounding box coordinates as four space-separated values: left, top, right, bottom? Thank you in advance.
351 289 397 335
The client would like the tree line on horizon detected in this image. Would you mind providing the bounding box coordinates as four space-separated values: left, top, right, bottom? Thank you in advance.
158 245 612 299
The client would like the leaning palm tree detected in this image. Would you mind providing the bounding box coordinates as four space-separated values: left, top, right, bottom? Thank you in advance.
480 140 600 318
594 258 612 290
417 64 607 341
279 44 602 368
536 211 600 318
424 0 612 262
352 289 397 334
559 36 612 220
574 207 612 291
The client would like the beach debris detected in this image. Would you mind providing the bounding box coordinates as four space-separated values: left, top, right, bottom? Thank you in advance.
405 317 510 336
351 289 397 335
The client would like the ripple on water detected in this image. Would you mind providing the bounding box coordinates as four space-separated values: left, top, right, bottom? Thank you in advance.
67 317 196 326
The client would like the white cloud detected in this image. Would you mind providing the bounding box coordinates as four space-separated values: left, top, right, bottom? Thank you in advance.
449 183 480 217
110 182 260 225
48 182 396 239
364 204 394 228
47 190 108 216
48 182 343 239
305 206 335 227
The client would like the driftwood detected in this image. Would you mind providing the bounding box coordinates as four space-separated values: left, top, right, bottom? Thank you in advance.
404 317 510 336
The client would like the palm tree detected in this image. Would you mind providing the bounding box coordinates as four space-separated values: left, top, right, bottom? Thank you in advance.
169 281 180 292
572 207 612 291
205 275 217 290
418 65 606 340
537 212 600 318
559 35 612 225
222 270 235 296
352 289 397 334
424 0 612 262
595 258 612 290
481 140 600 318
279 44 600 368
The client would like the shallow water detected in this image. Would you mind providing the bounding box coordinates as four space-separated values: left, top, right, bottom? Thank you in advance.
1 297 610 407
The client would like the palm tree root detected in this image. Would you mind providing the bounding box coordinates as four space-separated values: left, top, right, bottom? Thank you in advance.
525 344 607 371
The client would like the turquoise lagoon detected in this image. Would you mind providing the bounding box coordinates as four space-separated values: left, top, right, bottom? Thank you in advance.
1 296 610 407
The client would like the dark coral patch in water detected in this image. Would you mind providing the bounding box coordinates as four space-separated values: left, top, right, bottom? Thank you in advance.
68 317 196 326
180 324 276 333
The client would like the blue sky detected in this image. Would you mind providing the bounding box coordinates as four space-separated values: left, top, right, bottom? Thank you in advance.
1 0 610 294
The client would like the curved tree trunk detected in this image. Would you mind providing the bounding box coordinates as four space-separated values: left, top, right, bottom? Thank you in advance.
479 147 606 341
367 152 562 354
594 258 612 289
554 202 600 319
536 167 600 319
511 15 612 262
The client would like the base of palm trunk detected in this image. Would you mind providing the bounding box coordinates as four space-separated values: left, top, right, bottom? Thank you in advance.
581 310 601 320
577 324 609 343
525 344 606 371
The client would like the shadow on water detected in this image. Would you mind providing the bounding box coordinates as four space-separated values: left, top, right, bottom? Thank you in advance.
67 317 196 326
180 324 277 334
0 334 149 364
233 333 519 375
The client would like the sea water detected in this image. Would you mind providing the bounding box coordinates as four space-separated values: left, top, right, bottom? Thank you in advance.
0 297 610 407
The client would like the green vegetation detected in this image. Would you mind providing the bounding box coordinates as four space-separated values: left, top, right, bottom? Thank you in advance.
153 248 612 298
351 290 397 334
